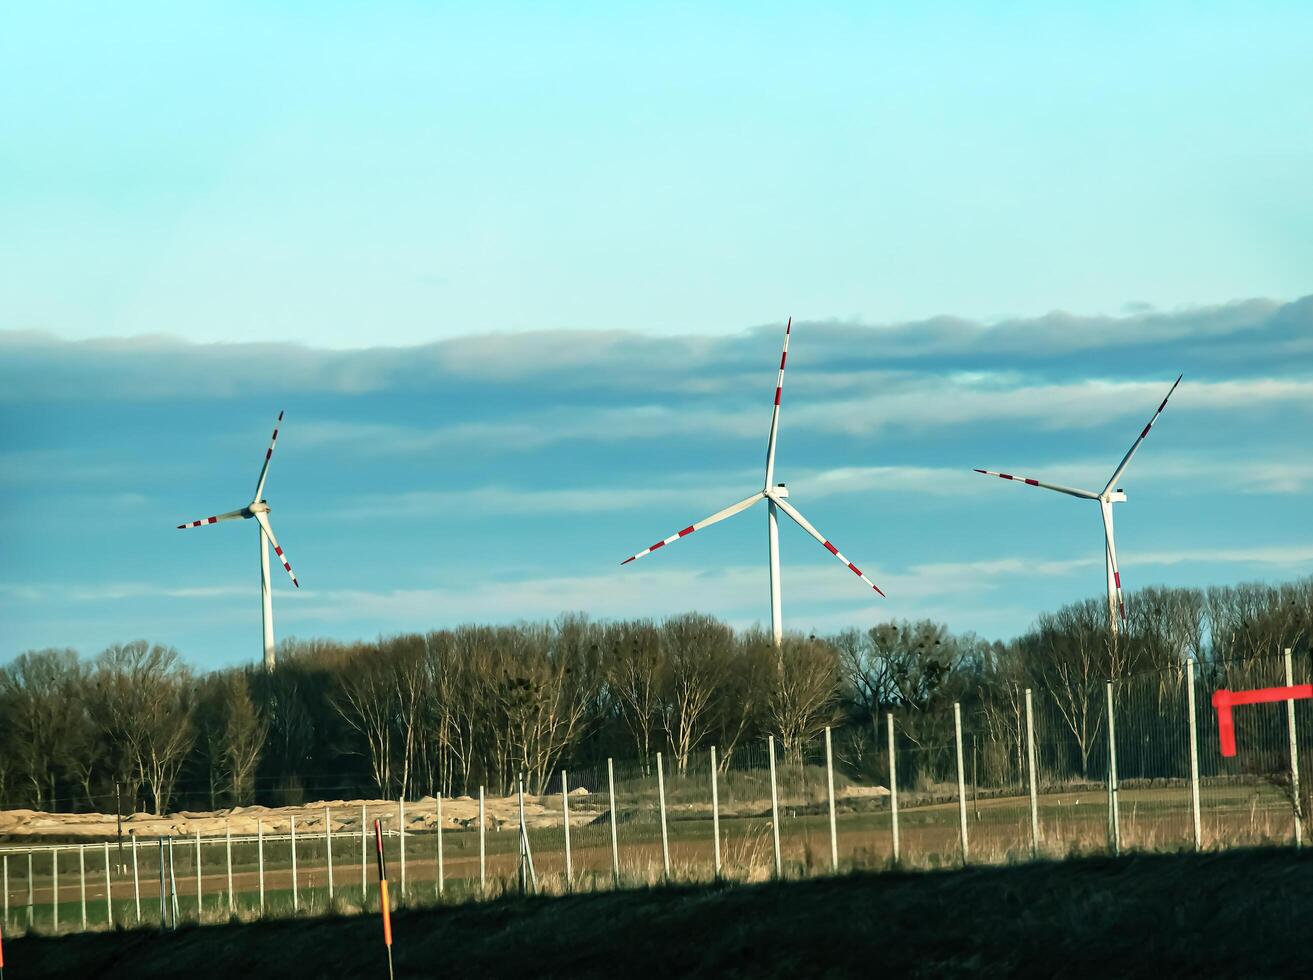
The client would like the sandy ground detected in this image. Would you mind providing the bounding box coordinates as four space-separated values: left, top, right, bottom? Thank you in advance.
0 788 602 840
0 783 889 841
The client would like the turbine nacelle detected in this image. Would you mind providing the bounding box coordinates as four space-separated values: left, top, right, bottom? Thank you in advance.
248 500 271 515
767 483 789 499
1104 490 1127 504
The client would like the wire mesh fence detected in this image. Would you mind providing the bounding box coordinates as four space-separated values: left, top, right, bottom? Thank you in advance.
3 647 1310 937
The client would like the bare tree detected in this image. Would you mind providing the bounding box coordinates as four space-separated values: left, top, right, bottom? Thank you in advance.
93 642 195 815
659 614 733 774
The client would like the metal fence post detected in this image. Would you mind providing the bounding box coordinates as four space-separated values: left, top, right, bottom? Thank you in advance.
79 843 87 931
28 851 35 929
710 746 722 878
561 770 573 890
225 822 234 915
767 735 782 878
103 841 112 926
257 819 265 914
887 713 900 866
52 847 59 933
157 840 165 930
131 835 140 924
1285 648 1303 848
3 853 8 924
656 752 671 880
398 799 406 903
953 703 969 866
607 759 620 886
360 805 367 904
478 786 487 895
1106 680 1121 856
1025 688 1040 859
195 829 202 919
167 837 179 928
325 806 334 904
1186 658 1203 851
825 726 839 873
436 793 445 898
290 816 299 912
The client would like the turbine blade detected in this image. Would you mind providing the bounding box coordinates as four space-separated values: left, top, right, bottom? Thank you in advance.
771 496 885 597
254 511 299 587
972 469 1099 500
620 492 765 565
763 317 792 488
1101 503 1126 624
176 509 247 529
253 411 285 502
1103 374 1182 494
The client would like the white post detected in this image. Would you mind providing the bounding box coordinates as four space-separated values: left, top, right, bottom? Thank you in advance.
157 840 165 930
953 703 969 865
1186 659 1203 851
887 713 899 866
325 806 334 903
478 786 486 895
767 735 782 878
607 759 620 886
2 853 7 923
1025 689 1040 859
257 819 265 913
260 525 276 671
225 822 234 915
561 770 573 890
103 841 112 926
436 792 444 898
360 805 368 903
398 799 406 904
1106 681 1121 856
52 847 59 933
290 816 298 912
131 834 140 923
195 829 202 919
710 746 722 878
79 843 87 931
167 837 179 927
656 752 671 879
1285 648 1303 848
767 500 783 647
28 850 35 929
825 726 838 873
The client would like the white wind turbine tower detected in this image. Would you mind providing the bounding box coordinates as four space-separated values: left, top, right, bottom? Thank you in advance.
176 411 299 670
974 376 1182 636
620 318 884 646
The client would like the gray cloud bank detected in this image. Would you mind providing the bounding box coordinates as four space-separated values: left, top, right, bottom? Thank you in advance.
2 296 1309 403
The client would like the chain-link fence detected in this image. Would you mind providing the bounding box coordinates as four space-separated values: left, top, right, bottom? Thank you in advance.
3 647 1310 937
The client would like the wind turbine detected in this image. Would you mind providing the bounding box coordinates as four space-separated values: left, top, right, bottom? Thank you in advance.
620 318 883 646
974 376 1182 636
176 411 299 670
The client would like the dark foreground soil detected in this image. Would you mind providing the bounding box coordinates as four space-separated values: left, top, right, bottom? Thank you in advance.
3 848 1309 978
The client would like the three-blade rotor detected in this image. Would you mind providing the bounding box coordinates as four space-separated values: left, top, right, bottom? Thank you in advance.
620 319 884 600
973 375 1182 628
175 410 299 588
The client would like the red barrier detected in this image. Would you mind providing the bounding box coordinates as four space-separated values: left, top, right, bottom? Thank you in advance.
1212 684 1313 756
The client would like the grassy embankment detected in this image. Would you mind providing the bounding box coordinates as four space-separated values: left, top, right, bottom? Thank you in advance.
3 847 1309 978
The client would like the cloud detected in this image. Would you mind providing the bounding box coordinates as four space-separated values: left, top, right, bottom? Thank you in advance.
2 295 1309 403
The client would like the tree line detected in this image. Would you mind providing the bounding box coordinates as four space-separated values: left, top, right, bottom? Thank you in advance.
1 578 1308 815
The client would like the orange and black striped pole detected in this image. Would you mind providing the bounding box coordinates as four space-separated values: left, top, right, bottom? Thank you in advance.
373 819 395 980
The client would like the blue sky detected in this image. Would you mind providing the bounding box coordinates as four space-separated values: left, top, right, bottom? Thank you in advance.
1 3 1311 668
